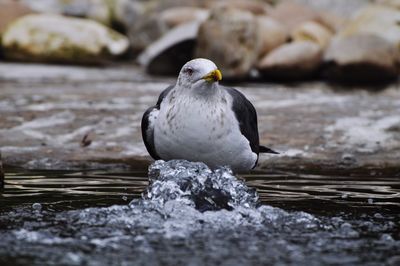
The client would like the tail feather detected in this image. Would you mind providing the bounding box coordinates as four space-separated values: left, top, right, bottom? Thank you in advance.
259 145 279 154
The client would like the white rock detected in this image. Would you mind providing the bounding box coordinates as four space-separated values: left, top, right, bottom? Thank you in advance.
2 14 129 64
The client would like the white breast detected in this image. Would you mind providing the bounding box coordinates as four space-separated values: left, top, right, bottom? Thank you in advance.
153 89 257 172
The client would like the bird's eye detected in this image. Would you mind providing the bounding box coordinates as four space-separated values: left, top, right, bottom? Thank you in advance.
184 67 194 76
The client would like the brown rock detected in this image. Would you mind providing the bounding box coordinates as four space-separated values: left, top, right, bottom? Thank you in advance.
257 16 289 58
269 1 345 34
195 7 261 79
268 1 321 32
0 0 33 34
258 41 322 79
323 34 399 82
292 21 333 48
159 7 209 28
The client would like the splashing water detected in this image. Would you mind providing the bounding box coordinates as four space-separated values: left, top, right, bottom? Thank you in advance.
143 160 259 211
0 160 399 266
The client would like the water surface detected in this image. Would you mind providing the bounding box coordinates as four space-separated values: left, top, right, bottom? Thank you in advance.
1 162 400 266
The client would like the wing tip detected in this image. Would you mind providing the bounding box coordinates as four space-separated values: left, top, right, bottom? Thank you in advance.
259 146 279 154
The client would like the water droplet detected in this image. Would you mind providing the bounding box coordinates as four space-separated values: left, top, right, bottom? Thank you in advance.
32 203 42 211
122 196 128 201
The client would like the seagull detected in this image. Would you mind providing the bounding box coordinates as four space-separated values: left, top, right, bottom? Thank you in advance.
141 58 278 172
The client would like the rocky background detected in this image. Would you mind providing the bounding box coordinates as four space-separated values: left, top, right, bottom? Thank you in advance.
0 0 399 82
0 0 400 173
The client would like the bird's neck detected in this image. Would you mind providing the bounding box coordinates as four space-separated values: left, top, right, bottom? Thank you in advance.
180 82 220 99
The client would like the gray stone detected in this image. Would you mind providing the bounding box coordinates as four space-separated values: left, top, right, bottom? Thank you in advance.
258 41 322 80
1 14 129 64
138 22 199 75
195 7 261 79
1 62 400 172
323 34 399 82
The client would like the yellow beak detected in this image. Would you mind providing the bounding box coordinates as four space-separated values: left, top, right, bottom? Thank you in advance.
202 69 222 83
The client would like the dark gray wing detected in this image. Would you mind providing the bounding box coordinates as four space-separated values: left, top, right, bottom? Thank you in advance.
225 87 278 157
141 85 174 160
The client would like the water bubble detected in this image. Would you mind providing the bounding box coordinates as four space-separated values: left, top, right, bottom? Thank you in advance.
122 196 128 201
143 160 259 212
32 203 42 211
368 198 374 204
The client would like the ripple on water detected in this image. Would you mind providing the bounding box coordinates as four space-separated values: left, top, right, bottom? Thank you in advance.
0 160 399 266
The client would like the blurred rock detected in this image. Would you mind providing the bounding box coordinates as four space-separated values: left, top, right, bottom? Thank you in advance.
289 0 369 17
323 4 400 82
258 41 322 79
257 16 288 58
138 22 199 75
0 0 33 34
269 1 344 34
159 7 209 28
196 7 261 79
2 14 129 64
338 5 400 49
268 1 321 32
323 34 398 83
208 0 271 15
121 3 209 55
21 0 113 26
292 21 333 48
374 0 400 9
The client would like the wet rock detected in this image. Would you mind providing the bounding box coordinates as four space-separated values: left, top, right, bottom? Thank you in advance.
292 21 333 48
196 7 261 79
1 14 129 64
0 0 33 34
138 22 199 75
257 16 289 58
258 41 322 80
323 34 399 83
159 6 209 28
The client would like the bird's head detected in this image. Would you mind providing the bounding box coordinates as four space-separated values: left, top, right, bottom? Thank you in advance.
177 58 222 92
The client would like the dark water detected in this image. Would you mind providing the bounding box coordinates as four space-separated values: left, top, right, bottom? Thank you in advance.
1 161 400 266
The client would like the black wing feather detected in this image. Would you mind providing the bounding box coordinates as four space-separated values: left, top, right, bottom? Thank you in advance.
225 87 278 164
225 87 260 154
141 85 174 160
